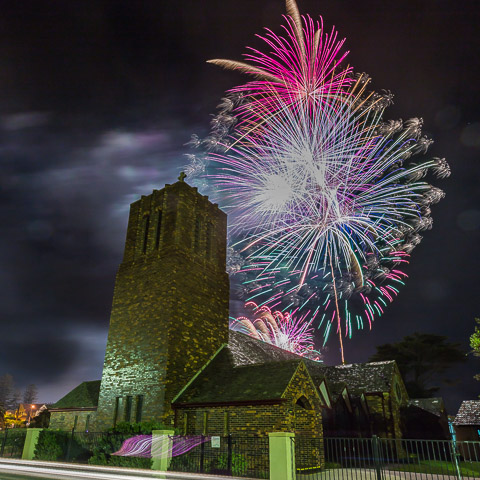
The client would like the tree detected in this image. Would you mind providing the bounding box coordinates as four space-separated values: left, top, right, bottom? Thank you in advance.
0 374 15 410
23 384 38 405
0 374 19 427
470 318 480 382
369 332 466 398
23 384 39 423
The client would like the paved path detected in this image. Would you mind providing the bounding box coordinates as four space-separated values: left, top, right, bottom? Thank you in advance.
297 467 474 480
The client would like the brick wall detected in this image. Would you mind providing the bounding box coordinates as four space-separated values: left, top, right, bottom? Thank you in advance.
174 361 325 470
49 410 96 431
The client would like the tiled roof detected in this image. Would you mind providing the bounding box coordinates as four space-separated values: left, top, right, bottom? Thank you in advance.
227 332 398 399
454 400 480 426
174 345 302 404
228 330 306 366
408 398 445 417
176 332 399 407
53 380 101 409
320 361 397 395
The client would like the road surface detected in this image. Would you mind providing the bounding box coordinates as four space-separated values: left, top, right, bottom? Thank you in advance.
0 458 247 480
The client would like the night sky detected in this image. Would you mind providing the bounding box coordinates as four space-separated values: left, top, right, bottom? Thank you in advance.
1 0 479 414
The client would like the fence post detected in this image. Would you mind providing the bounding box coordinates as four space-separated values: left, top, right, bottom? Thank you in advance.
372 435 383 480
151 429 175 471
1 429 7 457
21 428 43 460
268 432 295 480
449 439 462 480
227 434 232 473
65 427 75 461
200 435 205 472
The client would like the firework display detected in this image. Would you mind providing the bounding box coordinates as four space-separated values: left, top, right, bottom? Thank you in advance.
186 0 448 361
230 301 322 361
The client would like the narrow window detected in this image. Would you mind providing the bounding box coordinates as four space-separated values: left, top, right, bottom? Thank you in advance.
73 415 78 430
142 215 150 253
125 395 133 422
114 397 123 426
155 211 162 249
223 411 229 436
85 414 91 432
205 223 213 258
183 412 188 435
135 395 144 423
203 411 208 435
194 217 201 252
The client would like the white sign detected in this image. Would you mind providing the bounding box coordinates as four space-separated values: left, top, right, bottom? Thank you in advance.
211 436 221 448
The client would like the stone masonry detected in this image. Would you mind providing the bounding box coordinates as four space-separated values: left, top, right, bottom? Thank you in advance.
94 178 229 429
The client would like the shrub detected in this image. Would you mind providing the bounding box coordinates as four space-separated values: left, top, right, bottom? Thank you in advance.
217 452 247 476
34 430 67 461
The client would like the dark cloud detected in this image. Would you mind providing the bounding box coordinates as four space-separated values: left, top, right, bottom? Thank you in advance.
0 337 79 385
0 0 479 413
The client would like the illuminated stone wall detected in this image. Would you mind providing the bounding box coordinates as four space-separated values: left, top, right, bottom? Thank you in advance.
49 410 95 431
94 179 229 430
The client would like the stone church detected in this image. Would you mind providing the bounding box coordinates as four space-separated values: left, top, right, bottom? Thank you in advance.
49 177 449 442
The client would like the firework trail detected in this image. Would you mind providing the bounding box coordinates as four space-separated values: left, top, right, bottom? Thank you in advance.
230 301 322 361
186 0 449 362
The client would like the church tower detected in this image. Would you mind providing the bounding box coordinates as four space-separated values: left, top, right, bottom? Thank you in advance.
95 175 229 429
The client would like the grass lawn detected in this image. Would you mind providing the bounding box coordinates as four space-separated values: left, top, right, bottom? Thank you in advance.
386 460 480 476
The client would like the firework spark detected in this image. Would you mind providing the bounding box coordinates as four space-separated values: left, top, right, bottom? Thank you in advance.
187 0 449 361
230 302 322 361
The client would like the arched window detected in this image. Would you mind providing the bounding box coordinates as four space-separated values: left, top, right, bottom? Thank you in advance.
296 395 312 410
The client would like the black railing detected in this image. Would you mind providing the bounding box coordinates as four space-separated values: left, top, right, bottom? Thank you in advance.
0 429 27 458
297 436 480 479
4 429 269 477
169 435 269 478
30 429 138 465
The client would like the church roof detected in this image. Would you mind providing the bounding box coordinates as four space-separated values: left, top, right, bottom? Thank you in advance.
175 332 401 407
454 400 480 426
53 380 101 409
320 361 398 396
228 332 399 398
227 330 306 366
408 398 446 417
173 345 302 405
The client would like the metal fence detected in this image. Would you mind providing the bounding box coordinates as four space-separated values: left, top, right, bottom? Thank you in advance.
0 429 269 478
169 435 269 478
0 429 27 459
296 436 480 479
34 430 140 464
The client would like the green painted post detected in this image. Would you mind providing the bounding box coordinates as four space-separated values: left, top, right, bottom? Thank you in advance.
21 428 43 460
151 429 175 471
268 432 295 480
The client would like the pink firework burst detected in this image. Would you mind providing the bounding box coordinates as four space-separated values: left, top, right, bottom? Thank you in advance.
208 0 353 118
230 301 322 361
